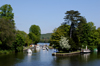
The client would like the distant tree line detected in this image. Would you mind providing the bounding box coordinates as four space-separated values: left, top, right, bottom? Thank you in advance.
0 4 41 53
50 10 100 52
40 37 50 43
39 33 52 43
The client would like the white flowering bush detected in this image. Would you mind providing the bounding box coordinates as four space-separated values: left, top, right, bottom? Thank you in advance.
59 36 71 49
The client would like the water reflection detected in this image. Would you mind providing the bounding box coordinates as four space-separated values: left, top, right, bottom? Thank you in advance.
27 52 32 56
27 53 32 62
36 48 40 52
82 53 90 62
0 49 100 66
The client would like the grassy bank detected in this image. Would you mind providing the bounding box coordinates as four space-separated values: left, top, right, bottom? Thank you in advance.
48 46 53 49
23 46 30 50
52 50 81 56
0 50 15 54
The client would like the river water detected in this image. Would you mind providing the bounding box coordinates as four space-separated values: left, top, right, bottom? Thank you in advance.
0 46 100 66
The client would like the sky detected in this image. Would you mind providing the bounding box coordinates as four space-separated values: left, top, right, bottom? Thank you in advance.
0 0 100 34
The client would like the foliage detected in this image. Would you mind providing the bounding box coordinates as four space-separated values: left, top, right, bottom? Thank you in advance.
16 30 27 45
0 50 15 54
40 33 52 43
29 25 41 44
13 34 25 52
50 24 70 50
0 18 16 50
51 10 100 51
63 10 81 38
96 27 100 50
71 17 88 50
16 30 27 39
77 21 100 50
0 4 16 50
0 41 2 45
25 35 32 46
28 32 36 44
59 36 71 50
0 4 15 25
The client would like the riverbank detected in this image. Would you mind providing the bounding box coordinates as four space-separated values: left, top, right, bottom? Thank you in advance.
48 46 53 49
52 51 81 56
0 50 15 54
0 46 31 54
23 46 30 51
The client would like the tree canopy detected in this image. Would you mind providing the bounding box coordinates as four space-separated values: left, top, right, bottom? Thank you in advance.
0 18 16 50
29 25 41 44
0 4 14 25
50 10 100 51
64 10 81 38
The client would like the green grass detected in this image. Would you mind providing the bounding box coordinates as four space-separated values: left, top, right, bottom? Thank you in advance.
48 46 53 49
23 46 30 50
0 50 15 54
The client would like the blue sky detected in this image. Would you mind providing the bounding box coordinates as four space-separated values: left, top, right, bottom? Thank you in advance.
0 0 100 34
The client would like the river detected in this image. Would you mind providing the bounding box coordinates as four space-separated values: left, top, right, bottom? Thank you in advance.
0 45 100 66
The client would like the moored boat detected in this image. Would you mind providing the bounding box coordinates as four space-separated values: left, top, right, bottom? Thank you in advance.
27 49 32 53
43 47 46 50
81 49 91 53
81 46 91 53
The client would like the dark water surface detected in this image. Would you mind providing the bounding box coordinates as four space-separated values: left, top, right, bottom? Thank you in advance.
0 49 100 66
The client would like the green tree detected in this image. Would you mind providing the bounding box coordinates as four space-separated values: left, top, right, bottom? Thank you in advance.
0 4 15 50
13 34 25 52
0 18 16 50
0 4 14 25
97 27 100 50
75 17 87 48
50 24 70 50
25 35 32 46
16 30 27 41
28 32 36 44
29 25 41 44
63 10 81 38
78 22 99 50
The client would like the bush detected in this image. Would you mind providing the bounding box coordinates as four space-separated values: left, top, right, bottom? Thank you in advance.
88 46 97 51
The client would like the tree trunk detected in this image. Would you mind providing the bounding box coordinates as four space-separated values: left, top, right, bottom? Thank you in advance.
70 26 72 38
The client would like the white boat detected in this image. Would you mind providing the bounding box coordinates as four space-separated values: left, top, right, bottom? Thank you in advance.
36 45 40 49
81 49 91 53
43 47 46 50
27 49 32 53
81 46 91 53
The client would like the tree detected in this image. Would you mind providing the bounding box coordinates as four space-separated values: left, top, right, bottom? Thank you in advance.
75 17 87 48
13 34 25 52
0 4 14 25
64 10 81 38
0 4 16 50
59 36 71 50
25 35 32 46
16 30 27 41
29 25 41 44
50 24 70 50
78 21 99 50
97 27 100 50
28 32 36 44
0 18 16 50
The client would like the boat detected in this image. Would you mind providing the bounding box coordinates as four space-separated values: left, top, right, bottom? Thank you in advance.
46 47 49 51
81 49 91 53
81 46 91 53
36 45 40 49
27 49 32 53
43 47 46 50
